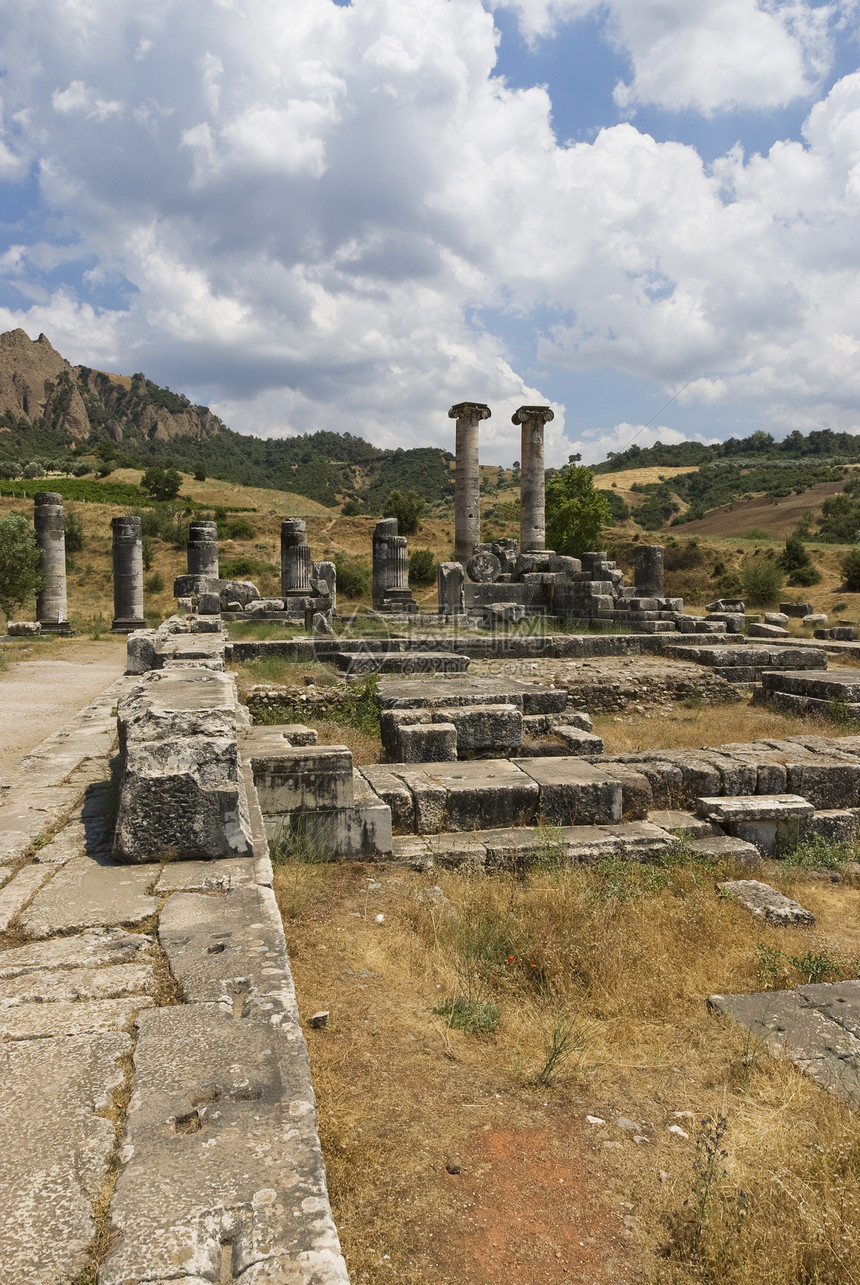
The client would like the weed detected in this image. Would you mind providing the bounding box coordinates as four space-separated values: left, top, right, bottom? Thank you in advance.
662 1115 749 1272
783 836 855 872
755 942 789 989
433 994 500 1036
533 824 567 871
789 948 841 984
532 1013 583 1084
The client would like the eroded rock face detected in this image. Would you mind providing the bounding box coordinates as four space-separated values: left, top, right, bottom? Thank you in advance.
113 670 254 864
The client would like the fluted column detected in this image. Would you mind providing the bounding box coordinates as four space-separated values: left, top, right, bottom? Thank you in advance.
635 545 665 598
391 536 409 590
111 516 145 632
280 518 311 593
513 405 554 553
449 401 491 566
186 520 219 579
34 492 68 627
372 518 398 609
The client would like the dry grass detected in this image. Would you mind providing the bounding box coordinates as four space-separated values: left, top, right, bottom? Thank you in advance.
593 700 842 754
276 847 860 1285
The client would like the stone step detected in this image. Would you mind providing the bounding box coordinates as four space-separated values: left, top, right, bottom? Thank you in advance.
333 651 470 676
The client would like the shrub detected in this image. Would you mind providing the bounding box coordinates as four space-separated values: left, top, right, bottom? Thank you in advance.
0 461 21 479
780 531 821 586
334 554 370 599
841 547 860 592
22 460 44 479
64 507 85 555
739 557 784 606
341 499 365 516
217 515 255 541
409 548 436 587
193 466 207 482
145 571 165 593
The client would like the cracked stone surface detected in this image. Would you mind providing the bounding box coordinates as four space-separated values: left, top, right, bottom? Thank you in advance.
0 1031 130 1284
18 853 159 939
0 996 153 1040
0 960 156 1006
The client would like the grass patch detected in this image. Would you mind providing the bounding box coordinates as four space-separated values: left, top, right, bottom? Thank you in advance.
275 854 860 1284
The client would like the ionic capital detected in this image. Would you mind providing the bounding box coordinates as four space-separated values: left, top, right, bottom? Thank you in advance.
449 401 492 421
512 405 554 425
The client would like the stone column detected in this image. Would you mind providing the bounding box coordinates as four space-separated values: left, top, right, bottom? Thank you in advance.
449 401 491 566
513 405 554 553
635 544 665 598
312 560 337 614
111 516 146 633
186 520 219 579
372 518 398 609
280 518 311 594
391 536 410 591
33 492 68 628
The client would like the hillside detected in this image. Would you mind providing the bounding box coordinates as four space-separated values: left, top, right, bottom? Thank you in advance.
0 330 454 510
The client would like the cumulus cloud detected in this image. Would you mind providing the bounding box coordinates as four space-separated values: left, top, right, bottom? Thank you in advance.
567 423 718 467
0 0 858 467
494 0 848 114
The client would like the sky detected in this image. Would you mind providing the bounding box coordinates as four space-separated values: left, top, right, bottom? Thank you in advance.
0 0 858 467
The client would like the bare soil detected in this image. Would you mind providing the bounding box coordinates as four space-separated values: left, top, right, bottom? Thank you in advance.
0 636 125 779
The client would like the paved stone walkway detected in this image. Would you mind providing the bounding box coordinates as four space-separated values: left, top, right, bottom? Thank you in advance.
0 672 349 1283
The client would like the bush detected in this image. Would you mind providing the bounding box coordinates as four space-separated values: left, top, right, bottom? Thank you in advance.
409 548 436 587
841 548 860 592
22 460 44 479
217 515 255 541
341 499 365 516
193 466 207 482
145 571 165 593
740 557 785 606
780 531 821 586
334 554 370 599
0 461 21 479
64 507 85 556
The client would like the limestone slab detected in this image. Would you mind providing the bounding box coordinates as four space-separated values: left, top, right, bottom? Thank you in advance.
708 989 860 1106
0 1031 129 1283
697 794 814 823
0 863 51 932
19 855 159 939
155 857 256 894
101 1007 349 1285
0 996 153 1040
685 834 761 866
518 757 622 826
158 884 297 1019
647 810 717 838
800 980 860 1041
718 879 815 925
0 927 151 979
0 961 155 1006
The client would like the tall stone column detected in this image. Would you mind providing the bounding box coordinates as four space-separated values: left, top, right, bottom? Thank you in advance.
391 537 410 591
186 520 219 579
513 405 554 553
635 545 665 598
281 518 311 594
33 492 68 629
111 516 146 633
449 401 491 566
372 518 398 609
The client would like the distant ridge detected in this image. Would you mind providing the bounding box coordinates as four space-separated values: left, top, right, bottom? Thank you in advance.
0 330 454 509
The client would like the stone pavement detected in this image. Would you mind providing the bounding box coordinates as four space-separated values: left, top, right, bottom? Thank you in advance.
0 676 349 1283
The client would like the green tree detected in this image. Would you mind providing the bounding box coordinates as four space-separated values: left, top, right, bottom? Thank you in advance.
0 513 43 618
384 488 426 535
141 465 182 502
545 465 612 556
779 531 821 586
841 548 860 592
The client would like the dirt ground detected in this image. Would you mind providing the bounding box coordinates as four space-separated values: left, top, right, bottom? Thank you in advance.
0 635 126 778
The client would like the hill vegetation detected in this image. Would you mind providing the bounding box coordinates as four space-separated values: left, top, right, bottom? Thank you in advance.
0 330 455 511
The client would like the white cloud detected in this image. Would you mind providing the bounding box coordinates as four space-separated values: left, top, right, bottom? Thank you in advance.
0 0 858 470
494 0 848 114
567 422 717 467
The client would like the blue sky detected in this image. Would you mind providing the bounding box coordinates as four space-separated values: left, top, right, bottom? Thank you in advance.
0 0 858 466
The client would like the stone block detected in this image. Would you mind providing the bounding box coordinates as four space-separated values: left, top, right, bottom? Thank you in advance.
601 765 652 819
719 879 815 925
360 764 415 834
696 793 814 854
748 622 789 638
250 743 355 813
397 722 458 763
554 727 605 755
707 598 745 613
803 613 827 627
806 809 856 845
518 758 622 826
197 591 221 615
780 602 814 617
647 810 717 838
437 704 523 751
100 1007 349 1285
765 613 790 628
113 670 253 864
706 613 745 633
7 620 41 636
686 833 761 867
